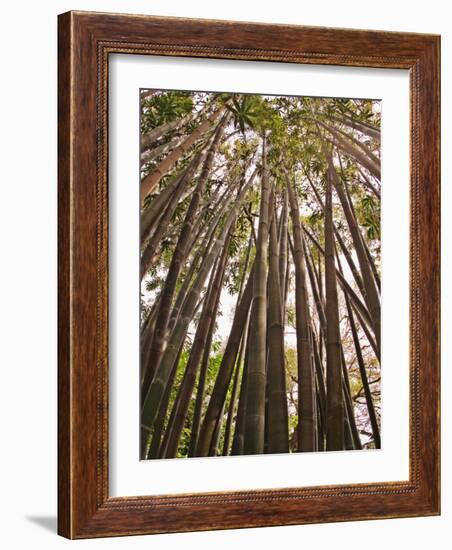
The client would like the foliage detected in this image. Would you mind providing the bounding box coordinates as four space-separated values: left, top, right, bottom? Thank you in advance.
141 91 194 133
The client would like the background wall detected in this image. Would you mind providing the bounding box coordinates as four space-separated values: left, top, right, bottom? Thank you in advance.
0 1 449 548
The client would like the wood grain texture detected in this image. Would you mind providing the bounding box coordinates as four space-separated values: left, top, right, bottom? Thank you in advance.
57 10 440 539
57 10 72 539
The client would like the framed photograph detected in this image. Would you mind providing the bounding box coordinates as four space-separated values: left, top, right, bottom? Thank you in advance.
58 11 440 538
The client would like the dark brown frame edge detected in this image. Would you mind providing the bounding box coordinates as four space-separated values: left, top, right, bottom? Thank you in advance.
58 10 440 539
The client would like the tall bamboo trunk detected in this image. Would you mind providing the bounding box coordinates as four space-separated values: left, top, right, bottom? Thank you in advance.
230 317 252 456
323 149 380 352
167 185 233 334
196 262 255 456
323 120 380 174
319 120 381 180
324 163 344 451
141 167 185 242
340 166 381 293
312 327 326 451
162 237 230 458
286 172 316 452
187 258 223 457
141 171 255 439
341 353 362 450
140 151 205 278
209 404 226 457
304 172 367 304
328 113 381 142
304 240 326 334
357 167 381 199
141 134 185 169
220 229 254 456
141 106 225 204
350 306 381 448
140 112 194 152
222 328 246 456
278 189 289 318
197 208 256 457
146 343 182 458
343 403 355 450
303 215 376 349
141 117 228 404
243 137 271 456
140 297 161 387
334 225 367 301
338 253 381 448
142 298 204 459
266 207 289 454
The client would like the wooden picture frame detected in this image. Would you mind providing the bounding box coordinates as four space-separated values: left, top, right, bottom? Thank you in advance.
58 10 440 539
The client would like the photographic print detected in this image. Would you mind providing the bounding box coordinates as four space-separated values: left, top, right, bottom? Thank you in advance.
139 90 381 460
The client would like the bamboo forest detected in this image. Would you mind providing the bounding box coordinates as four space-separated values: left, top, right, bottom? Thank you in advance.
139 90 381 460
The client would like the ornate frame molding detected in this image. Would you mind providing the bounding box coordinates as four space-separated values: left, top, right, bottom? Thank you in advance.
58 11 440 538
